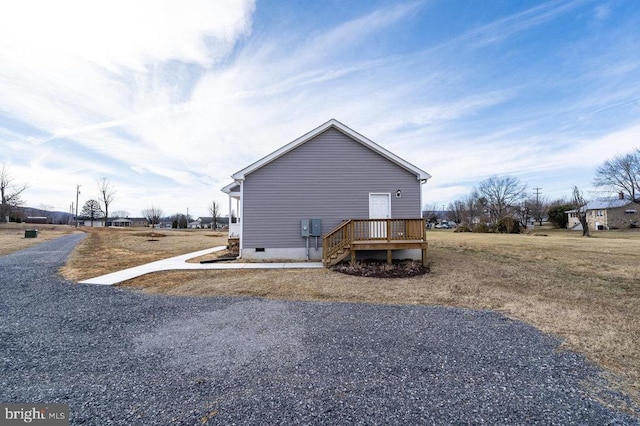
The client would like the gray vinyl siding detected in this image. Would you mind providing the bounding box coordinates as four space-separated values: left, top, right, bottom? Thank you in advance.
242 128 422 249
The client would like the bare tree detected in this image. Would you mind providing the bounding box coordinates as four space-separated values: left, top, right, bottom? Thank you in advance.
593 150 640 202
447 200 464 224
528 195 548 226
209 201 220 229
170 213 188 229
97 178 115 227
0 163 28 223
142 206 163 229
80 199 104 227
421 202 439 226
476 176 527 224
461 192 483 228
572 186 590 237
514 200 530 229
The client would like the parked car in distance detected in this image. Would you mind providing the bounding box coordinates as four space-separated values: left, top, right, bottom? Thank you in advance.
434 222 456 229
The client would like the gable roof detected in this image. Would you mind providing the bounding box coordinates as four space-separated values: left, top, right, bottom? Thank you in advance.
586 198 634 210
229 119 431 182
566 197 635 214
221 182 240 194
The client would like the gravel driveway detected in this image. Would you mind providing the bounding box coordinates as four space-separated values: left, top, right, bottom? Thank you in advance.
1 234 638 425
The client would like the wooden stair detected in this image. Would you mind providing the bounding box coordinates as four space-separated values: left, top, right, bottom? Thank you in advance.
326 247 351 266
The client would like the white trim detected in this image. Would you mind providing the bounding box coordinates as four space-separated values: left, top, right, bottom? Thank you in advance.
227 193 232 233
241 247 324 261
231 119 431 181
221 181 239 194
369 193 392 219
368 193 391 239
239 180 244 255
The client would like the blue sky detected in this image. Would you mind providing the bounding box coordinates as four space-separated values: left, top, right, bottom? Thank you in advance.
1 0 639 218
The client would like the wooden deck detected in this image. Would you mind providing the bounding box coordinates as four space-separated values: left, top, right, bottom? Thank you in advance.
322 219 428 266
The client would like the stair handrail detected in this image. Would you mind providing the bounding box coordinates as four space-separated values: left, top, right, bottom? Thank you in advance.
322 218 426 265
322 219 353 264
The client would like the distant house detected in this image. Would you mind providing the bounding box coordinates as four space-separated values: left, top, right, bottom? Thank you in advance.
221 119 431 264
567 193 640 230
26 216 48 224
216 217 229 229
78 217 105 227
199 217 213 228
108 217 149 227
188 217 219 229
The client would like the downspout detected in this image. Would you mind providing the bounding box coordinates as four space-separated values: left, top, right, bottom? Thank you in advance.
419 177 427 218
238 179 244 259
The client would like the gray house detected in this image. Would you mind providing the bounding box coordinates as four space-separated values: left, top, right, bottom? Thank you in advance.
222 119 431 263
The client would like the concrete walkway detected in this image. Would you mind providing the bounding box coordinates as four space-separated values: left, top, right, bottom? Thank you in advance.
79 246 324 285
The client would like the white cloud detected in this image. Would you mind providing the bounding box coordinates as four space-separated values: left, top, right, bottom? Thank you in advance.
421 123 640 206
0 0 255 142
2 1 639 216
594 4 611 21
0 0 256 214
461 0 584 48
0 0 254 71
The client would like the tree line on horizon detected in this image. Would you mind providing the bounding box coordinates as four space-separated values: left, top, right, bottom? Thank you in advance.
3 147 639 231
430 148 640 234
0 166 224 229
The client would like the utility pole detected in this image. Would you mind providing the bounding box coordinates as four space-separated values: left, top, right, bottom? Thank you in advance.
186 207 189 229
534 187 542 204
75 185 81 228
533 187 542 226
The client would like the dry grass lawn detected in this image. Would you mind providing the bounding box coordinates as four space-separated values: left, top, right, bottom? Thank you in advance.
58 227 228 281
16 225 637 412
0 223 80 255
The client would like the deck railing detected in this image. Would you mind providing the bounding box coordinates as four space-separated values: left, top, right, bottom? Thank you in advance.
228 222 240 238
322 218 426 263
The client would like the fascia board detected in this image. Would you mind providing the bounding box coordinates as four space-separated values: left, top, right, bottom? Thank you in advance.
221 181 240 194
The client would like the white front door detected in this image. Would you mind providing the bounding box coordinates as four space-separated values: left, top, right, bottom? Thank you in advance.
369 193 391 238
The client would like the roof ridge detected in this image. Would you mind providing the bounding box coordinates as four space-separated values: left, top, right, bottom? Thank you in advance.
228 119 431 182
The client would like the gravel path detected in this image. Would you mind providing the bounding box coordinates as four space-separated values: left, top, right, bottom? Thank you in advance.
1 235 638 425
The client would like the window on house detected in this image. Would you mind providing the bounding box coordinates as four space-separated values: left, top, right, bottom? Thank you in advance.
625 209 637 214
596 210 604 217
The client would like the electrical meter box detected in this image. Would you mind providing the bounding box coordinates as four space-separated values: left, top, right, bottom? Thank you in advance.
301 219 310 237
310 219 322 237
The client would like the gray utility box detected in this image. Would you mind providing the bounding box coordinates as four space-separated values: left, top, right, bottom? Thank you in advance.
310 219 321 236
301 219 310 237
301 219 322 237
24 229 38 238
